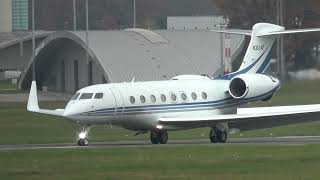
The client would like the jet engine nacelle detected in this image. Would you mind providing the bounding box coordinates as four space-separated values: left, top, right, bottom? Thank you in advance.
228 74 280 100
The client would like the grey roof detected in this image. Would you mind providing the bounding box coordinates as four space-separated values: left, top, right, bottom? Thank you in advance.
0 31 51 49
20 29 245 86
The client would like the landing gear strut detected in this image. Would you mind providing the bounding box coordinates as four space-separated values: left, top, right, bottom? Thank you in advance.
77 126 90 146
209 127 227 143
150 130 168 144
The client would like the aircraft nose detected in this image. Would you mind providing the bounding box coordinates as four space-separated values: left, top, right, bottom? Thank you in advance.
63 107 74 117
63 102 79 117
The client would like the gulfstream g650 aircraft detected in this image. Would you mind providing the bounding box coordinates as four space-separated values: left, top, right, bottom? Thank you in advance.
27 23 320 146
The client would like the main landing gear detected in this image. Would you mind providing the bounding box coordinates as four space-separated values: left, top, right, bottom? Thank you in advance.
77 126 91 146
209 127 227 143
150 130 168 144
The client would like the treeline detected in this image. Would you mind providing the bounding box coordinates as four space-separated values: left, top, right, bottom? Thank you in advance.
32 0 219 30
31 0 320 70
213 0 320 70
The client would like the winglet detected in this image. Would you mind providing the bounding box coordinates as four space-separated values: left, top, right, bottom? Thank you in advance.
27 81 40 112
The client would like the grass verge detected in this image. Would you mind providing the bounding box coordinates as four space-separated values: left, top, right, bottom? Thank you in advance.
1 145 320 180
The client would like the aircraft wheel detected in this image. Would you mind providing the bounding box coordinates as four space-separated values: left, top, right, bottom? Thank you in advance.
159 131 168 144
77 138 89 146
217 131 227 143
77 126 91 146
209 129 219 143
150 131 159 144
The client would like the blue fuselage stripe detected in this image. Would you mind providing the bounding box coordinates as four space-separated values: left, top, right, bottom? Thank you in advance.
82 87 278 117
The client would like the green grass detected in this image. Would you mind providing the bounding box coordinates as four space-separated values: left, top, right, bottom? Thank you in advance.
1 145 320 179
1 80 320 145
0 80 22 93
0 80 16 89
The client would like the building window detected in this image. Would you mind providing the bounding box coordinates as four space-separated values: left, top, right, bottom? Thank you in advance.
94 93 103 99
181 92 187 102
12 0 29 31
202 92 208 100
150 95 156 103
140 95 146 103
130 96 135 104
191 92 197 100
160 94 166 102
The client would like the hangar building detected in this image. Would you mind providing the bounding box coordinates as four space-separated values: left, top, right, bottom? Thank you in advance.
0 29 245 93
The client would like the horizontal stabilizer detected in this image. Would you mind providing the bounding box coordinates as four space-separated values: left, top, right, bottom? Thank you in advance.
257 28 320 37
210 29 252 36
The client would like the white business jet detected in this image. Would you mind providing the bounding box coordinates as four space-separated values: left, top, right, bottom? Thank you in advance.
27 23 320 146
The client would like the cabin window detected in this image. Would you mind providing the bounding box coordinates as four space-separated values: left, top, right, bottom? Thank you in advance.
160 94 166 102
170 93 177 102
79 93 94 100
191 92 197 100
202 92 208 100
180 92 187 102
140 95 146 103
150 95 156 103
94 93 104 99
130 96 135 104
71 93 80 100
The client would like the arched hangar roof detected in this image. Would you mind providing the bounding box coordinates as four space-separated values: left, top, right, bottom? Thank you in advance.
20 29 245 89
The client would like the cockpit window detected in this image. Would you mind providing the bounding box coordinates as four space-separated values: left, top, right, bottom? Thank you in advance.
94 93 104 99
79 93 94 100
71 93 80 100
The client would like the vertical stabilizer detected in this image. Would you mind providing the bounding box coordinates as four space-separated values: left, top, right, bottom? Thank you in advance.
236 23 284 74
213 23 320 79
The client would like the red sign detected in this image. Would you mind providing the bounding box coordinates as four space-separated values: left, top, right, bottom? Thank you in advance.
225 48 231 57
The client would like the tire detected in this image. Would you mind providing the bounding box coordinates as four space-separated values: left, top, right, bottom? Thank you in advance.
209 129 219 143
150 131 159 144
77 138 89 146
82 138 89 146
77 139 83 146
217 131 227 143
159 131 168 144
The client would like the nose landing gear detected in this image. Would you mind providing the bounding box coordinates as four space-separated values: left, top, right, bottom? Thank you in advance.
77 126 91 146
150 130 168 144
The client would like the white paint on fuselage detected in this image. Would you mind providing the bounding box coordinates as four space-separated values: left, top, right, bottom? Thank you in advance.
64 78 238 131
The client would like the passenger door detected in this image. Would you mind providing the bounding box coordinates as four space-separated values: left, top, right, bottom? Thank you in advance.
109 87 124 115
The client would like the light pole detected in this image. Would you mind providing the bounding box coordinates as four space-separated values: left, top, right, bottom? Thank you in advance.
85 0 89 64
73 0 76 31
133 0 136 28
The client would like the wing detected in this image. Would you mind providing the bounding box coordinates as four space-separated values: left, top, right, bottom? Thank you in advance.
27 81 65 117
159 104 320 130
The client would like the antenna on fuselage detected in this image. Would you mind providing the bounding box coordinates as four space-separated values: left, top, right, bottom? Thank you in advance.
131 77 135 83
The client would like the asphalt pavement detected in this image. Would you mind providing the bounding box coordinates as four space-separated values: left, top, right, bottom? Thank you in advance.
0 136 320 151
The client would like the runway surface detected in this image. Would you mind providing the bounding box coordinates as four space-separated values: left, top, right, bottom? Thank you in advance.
1 136 320 151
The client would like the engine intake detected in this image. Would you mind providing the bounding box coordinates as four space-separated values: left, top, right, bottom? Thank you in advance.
229 77 248 99
228 74 280 100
